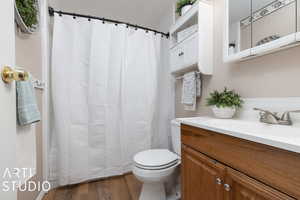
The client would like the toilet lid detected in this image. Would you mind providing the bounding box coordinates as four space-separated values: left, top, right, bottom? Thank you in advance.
134 149 179 169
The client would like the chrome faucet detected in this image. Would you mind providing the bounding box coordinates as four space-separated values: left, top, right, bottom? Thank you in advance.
254 108 300 126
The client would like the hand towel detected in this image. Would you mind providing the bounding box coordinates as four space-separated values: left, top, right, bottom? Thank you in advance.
182 72 197 111
16 76 41 126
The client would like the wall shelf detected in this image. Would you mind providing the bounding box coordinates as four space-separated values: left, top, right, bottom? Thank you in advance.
169 1 213 75
170 1 199 35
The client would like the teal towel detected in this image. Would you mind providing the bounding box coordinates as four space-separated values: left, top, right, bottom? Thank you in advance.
16 78 41 126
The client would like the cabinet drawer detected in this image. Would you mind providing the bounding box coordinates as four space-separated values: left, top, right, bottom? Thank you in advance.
181 124 300 199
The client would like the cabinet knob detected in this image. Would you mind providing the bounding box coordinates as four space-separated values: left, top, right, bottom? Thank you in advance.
224 184 231 192
216 178 222 185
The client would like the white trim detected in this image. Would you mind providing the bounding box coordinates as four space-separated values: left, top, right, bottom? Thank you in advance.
251 33 296 55
40 0 50 182
35 191 46 200
224 49 251 63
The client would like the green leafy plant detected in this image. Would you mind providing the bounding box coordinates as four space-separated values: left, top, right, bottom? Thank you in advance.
176 0 197 15
16 0 38 29
206 88 244 108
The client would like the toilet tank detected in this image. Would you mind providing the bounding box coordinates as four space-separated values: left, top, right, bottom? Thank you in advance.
171 119 181 156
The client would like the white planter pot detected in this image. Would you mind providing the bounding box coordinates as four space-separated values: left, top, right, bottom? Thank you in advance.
212 106 236 119
181 5 192 16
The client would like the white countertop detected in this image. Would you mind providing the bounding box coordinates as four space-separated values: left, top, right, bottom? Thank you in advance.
178 117 300 154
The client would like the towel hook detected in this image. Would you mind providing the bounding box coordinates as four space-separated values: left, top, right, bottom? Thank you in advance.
1 66 29 83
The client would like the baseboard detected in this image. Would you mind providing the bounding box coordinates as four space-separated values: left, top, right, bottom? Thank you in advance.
35 191 46 200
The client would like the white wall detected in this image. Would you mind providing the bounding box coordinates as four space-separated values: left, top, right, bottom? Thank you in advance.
152 6 175 149
49 0 173 30
16 20 44 200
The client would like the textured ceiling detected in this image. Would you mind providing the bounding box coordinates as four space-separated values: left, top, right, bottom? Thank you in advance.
49 0 174 30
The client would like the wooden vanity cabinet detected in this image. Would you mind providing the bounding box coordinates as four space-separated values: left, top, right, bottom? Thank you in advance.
181 124 300 200
182 145 225 200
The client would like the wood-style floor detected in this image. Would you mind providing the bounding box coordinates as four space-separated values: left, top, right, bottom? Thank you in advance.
42 174 142 200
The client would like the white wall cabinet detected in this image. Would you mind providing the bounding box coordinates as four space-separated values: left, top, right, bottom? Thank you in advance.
170 1 213 75
224 0 300 62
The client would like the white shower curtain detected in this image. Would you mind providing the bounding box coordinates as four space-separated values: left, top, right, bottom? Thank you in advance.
50 14 168 186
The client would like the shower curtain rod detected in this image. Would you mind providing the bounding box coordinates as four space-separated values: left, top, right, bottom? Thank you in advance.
48 7 170 38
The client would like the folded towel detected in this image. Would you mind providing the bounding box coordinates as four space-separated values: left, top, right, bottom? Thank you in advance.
181 72 196 105
182 72 197 111
181 72 202 111
16 76 41 126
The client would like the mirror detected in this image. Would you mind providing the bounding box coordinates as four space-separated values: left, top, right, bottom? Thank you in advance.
252 0 296 48
225 0 299 62
228 0 252 56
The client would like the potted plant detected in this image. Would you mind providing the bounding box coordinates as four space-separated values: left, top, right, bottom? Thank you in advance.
176 0 196 16
15 0 39 34
206 88 244 119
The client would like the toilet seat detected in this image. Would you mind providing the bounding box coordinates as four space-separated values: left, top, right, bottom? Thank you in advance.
135 159 179 170
134 149 180 170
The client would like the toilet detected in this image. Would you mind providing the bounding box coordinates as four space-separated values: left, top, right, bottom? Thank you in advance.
133 120 181 200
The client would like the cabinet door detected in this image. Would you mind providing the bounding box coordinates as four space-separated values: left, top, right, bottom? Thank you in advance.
170 45 185 72
182 145 225 200
224 168 295 200
183 33 198 68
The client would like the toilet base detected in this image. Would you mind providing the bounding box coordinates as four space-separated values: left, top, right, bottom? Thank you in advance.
139 182 166 200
